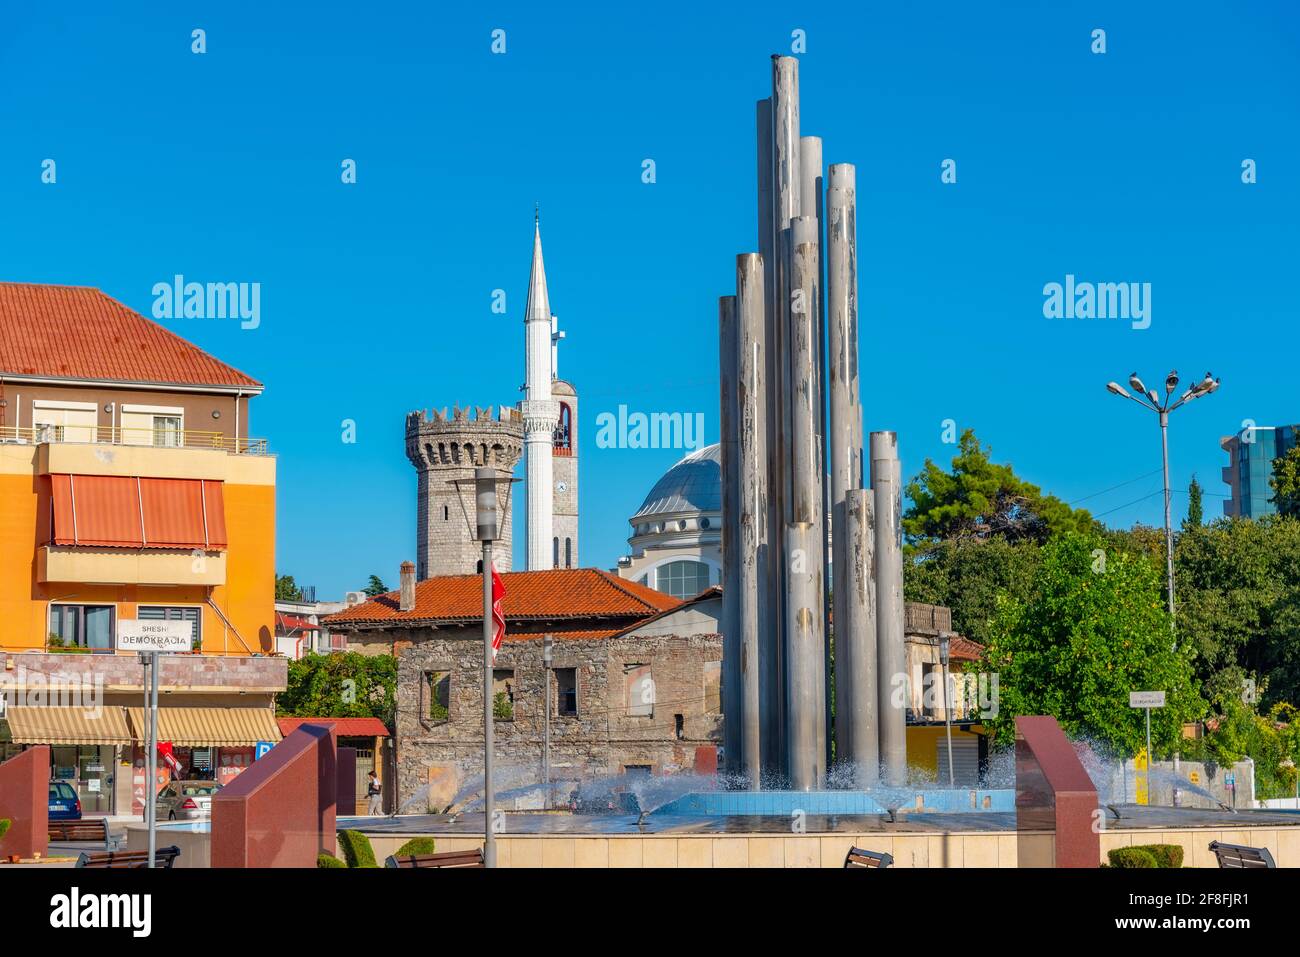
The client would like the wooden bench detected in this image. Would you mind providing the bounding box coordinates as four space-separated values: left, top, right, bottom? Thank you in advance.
76 846 181 869
49 819 122 850
1208 841 1275 869
385 849 485 868
844 847 894 868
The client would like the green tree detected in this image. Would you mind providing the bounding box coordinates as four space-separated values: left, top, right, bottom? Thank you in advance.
1175 516 1300 700
1185 474 1204 528
903 430 1096 548
1271 443 1300 519
275 574 303 602
982 532 1204 755
277 652 396 727
363 575 389 598
905 537 1041 647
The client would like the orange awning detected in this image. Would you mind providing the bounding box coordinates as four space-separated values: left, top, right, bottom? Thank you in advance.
48 475 227 550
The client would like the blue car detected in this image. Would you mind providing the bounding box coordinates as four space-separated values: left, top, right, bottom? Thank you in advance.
48 781 82 821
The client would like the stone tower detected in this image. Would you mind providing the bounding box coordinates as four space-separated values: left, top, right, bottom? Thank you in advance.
405 405 524 579
552 378 579 567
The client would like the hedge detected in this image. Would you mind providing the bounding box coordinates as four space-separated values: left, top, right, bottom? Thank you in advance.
317 853 346 868
1107 847 1159 868
395 837 436 857
338 829 379 868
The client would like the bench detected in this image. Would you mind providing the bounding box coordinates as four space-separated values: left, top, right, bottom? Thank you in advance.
49 819 123 851
385 849 485 868
76 846 181 869
844 847 894 868
1208 841 1275 869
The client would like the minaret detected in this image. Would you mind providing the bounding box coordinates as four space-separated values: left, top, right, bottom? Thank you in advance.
521 210 561 570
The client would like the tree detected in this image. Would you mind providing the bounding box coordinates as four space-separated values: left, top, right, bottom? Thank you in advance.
1271 443 1300 519
905 537 1041 647
275 574 303 602
903 429 1096 548
1175 516 1300 702
1185 474 1204 528
981 532 1204 755
277 652 397 727
363 575 389 598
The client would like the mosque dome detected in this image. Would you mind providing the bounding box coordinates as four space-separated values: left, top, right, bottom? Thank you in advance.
630 443 721 525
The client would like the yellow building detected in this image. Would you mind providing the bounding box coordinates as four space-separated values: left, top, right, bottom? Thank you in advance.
0 282 284 815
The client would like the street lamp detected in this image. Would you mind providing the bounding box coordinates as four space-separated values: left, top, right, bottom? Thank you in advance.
450 466 517 868
542 633 553 809
1104 370 1221 623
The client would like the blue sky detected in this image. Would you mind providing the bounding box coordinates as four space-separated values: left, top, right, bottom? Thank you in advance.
1 1 1296 596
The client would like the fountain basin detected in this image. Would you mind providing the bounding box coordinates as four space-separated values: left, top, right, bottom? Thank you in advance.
652 788 1014 816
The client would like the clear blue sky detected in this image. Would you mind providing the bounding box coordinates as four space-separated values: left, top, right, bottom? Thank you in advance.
2 1 1295 596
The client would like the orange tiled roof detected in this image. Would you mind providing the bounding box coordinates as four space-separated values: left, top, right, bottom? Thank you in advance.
0 282 260 389
323 568 681 630
277 717 389 738
949 636 984 662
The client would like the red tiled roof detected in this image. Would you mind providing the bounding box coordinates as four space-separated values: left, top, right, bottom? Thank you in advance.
275 612 317 633
323 567 681 629
277 717 389 738
0 282 261 389
949 637 984 662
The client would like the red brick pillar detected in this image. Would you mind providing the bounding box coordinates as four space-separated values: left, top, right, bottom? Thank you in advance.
0 746 49 861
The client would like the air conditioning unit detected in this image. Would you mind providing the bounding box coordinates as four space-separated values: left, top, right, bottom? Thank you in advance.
345 591 367 606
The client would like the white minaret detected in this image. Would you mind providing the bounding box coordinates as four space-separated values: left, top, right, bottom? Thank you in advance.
521 210 561 570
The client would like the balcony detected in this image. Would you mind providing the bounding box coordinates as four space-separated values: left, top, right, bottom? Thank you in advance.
38 545 227 586
0 649 287 690
0 425 268 455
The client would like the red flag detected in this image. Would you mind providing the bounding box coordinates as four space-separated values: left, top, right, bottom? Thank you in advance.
157 741 182 775
491 563 506 664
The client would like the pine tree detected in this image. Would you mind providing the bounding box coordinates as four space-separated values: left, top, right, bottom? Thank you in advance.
1186 474 1204 527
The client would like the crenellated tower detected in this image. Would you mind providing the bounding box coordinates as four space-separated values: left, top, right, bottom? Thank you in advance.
405 405 524 579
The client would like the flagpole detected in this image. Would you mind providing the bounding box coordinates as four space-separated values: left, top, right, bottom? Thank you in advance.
482 536 495 868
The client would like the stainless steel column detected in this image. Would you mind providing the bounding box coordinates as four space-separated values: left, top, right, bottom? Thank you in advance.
718 294 742 778
844 487 878 785
871 431 907 787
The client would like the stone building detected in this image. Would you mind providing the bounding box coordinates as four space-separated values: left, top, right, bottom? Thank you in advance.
324 567 721 810
405 405 523 578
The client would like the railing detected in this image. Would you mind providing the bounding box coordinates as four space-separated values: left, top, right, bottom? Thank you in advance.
0 425 269 455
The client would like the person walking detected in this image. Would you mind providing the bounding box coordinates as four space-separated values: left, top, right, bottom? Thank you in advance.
366 770 382 815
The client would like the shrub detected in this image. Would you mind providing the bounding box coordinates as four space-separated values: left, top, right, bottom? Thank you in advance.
1141 844 1184 868
0 819 10 842
395 837 435 857
317 853 346 868
1108 847 1159 868
337 829 378 868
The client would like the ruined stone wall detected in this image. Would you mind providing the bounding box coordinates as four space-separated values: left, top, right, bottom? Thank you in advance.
390 627 723 809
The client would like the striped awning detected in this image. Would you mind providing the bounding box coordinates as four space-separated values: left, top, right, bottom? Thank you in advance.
126 706 282 747
4 705 133 745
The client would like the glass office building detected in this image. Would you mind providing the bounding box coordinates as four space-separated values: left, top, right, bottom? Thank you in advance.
1221 425 1299 518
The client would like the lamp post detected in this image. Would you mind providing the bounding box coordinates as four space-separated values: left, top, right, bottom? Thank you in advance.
451 466 517 868
938 633 955 787
1104 370 1220 623
542 633 553 809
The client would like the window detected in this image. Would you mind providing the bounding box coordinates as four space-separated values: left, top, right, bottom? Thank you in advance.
700 517 711 529
443 505 449 521
654 560 711 599
49 604 115 650
424 671 450 722
556 668 577 716
553 537 559 569
564 538 572 569
138 606 201 650
153 415 183 448
623 765 652 777
674 714 684 740
492 668 514 721
625 663 654 717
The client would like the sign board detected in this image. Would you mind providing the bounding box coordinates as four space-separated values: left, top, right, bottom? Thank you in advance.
1129 691 1166 708
255 741 274 760
117 619 191 653
1189 771 1200 784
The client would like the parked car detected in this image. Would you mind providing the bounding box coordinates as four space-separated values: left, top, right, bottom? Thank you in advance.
48 781 82 821
155 780 222 820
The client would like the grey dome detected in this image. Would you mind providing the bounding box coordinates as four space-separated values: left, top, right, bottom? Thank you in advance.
631 444 721 520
